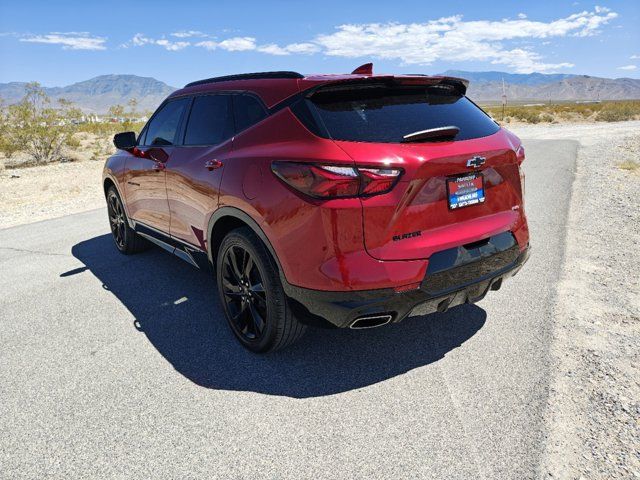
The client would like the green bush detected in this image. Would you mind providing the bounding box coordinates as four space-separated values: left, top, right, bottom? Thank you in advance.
0 83 78 164
484 100 640 124
65 135 81 148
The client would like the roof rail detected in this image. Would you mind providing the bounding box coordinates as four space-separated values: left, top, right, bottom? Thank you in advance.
184 71 304 88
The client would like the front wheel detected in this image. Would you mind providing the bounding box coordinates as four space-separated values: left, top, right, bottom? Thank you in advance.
216 227 306 353
106 186 149 254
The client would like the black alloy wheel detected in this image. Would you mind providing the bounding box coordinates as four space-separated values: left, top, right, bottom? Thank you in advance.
220 244 268 341
105 186 149 254
107 189 127 250
216 227 306 353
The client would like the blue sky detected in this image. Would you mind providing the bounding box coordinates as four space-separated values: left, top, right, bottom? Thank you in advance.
1 0 638 87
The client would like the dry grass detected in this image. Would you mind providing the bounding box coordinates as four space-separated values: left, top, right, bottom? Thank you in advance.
484 100 640 124
617 160 640 173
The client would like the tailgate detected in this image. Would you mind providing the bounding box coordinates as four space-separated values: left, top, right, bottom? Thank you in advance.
335 130 524 261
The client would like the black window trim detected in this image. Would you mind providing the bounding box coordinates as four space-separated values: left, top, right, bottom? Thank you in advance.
138 90 275 148
137 96 191 147
176 90 270 148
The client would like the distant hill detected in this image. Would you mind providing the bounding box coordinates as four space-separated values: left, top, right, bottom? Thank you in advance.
441 70 640 102
441 70 578 86
0 75 177 113
1 71 639 112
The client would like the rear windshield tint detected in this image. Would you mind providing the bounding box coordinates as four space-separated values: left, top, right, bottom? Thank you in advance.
298 85 499 143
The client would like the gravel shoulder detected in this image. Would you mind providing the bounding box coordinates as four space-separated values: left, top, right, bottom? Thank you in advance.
510 121 640 479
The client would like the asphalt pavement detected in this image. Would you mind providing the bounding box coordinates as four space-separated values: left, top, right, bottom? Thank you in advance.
0 139 577 479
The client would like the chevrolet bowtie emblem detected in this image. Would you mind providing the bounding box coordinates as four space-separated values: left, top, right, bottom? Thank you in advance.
466 156 486 169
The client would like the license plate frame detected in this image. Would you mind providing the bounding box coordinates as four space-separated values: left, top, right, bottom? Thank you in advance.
446 172 485 210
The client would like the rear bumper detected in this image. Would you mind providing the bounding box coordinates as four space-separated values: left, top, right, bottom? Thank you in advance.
283 232 530 329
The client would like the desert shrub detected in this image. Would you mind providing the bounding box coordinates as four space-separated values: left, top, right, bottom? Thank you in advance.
65 134 81 148
596 103 640 122
518 110 541 123
76 121 145 137
484 101 640 124
0 83 81 164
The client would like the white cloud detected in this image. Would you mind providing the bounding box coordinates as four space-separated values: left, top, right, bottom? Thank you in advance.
217 37 256 51
313 8 616 72
194 36 256 51
194 40 217 50
280 42 320 54
631 54 640 60
131 33 190 50
256 42 320 55
171 30 206 38
156 39 190 51
20 32 106 50
617 64 637 71
256 43 289 55
121 7 616 73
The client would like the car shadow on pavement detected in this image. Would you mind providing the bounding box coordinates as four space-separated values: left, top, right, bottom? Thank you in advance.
68 234 487 399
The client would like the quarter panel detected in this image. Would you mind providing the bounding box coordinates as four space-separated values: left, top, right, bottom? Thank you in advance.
220 109 428 291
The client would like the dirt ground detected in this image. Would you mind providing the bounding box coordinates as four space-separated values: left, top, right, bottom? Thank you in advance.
0 160 104 229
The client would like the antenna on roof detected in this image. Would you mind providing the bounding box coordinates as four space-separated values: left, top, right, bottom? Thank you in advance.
351 63 373 75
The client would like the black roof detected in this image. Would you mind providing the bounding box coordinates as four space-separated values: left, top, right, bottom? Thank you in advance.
184 71 304 88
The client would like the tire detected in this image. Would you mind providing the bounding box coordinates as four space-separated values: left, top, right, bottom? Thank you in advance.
216 226 306 353
106 186 149 254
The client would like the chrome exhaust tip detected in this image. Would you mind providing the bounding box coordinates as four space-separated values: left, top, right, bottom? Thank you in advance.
349 314 393 330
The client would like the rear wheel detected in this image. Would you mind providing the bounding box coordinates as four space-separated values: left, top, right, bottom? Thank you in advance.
216 227 306 353
106 186 149 254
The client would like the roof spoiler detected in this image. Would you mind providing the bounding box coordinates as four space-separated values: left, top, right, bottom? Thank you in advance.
309 74 470 96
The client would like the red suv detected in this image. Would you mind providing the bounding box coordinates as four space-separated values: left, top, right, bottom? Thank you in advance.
104 65 530 352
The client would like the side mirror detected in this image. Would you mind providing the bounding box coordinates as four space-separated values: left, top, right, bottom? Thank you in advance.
113 131 137 151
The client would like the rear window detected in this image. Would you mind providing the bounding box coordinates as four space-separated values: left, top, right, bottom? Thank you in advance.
296 84 499 143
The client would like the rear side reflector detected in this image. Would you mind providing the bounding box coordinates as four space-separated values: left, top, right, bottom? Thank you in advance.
271 162 402 199
393 282 421 293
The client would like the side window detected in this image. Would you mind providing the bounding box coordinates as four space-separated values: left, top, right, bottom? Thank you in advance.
183 95 234 146
143 98 189 146
233 94 268 133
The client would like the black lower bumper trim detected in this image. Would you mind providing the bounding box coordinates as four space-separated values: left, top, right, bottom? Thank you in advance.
283 236 530 329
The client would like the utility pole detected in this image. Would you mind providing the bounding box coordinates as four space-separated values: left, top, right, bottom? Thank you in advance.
501 77 507 121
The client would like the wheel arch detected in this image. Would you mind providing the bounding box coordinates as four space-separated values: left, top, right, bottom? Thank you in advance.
103 174 133 227
207 207 285 279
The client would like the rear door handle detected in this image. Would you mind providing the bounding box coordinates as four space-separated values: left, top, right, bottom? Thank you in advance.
205 159 223 171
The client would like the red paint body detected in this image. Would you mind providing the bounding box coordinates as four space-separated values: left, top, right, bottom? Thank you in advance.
103 71 529 294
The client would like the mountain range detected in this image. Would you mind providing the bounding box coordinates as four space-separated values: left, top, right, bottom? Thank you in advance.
1 71 639 113
0 75 176 113
445 70 640 103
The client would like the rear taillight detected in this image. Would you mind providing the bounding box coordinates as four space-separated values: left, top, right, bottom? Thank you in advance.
271 162 402 199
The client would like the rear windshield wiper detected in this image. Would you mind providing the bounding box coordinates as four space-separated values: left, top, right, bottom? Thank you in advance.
402 126 460 143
